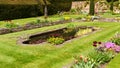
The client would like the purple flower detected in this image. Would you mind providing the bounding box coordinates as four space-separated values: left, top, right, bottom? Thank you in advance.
105 42 115 48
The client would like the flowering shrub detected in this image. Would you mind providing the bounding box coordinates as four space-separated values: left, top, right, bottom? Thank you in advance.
64 17 71 20
47 37 64 45
72 41 120 68
75 29 92 37
93 41 120 53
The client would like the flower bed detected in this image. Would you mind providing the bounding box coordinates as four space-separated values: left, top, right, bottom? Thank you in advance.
19 25 98 45
0 19 72 35
72 33 120 68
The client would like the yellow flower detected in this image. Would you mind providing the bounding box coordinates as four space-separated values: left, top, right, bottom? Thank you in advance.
64 17 71 20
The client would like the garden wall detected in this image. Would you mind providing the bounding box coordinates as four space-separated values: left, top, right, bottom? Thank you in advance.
71 1 120 13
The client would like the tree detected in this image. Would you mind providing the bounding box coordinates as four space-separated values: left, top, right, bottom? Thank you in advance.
35 0 50 19
89 0 95 15
43 0 48 19
110 0 114 11
106 0 119 12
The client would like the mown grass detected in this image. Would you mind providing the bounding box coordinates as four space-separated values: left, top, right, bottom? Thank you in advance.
0 16 60 28
101 12 120 18
0 21 120 68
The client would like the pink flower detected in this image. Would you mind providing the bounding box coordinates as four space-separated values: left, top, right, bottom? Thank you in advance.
114 45 120 52
105 42 115 48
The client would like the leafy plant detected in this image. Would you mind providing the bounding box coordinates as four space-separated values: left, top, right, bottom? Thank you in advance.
35 19 50 24
5 22 19 28
88 50 113 64
75 29 92 37
72 56 97 68
44 19 49 23
36 19 41 24
59 17 65 21
63 24 78 37
111 38 120 46
47 37 64 45
66 24 76 29
70 9 76 14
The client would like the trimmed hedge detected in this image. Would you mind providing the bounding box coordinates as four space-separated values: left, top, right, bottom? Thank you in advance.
0 5 42 20
0 1 72 21
48 2 71 15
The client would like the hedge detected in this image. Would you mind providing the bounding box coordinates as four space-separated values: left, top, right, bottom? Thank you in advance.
0 5 42 20
0 1 72 21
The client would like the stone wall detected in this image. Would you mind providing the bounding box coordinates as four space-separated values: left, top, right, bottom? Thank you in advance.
71 1 120 13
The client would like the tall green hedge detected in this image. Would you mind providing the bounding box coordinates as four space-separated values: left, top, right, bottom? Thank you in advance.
48 2 71 15
0 5 42 20
0 0 73 21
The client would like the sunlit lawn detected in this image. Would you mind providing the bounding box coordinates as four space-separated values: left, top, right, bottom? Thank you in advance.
0 13 120 68
0 21 120 68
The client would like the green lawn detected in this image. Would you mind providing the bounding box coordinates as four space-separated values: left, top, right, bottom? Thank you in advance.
0 21 120 68
0 16 60 28
101 12 120 18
